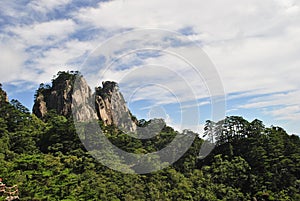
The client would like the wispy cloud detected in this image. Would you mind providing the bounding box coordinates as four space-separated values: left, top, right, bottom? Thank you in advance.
7 19 76 46
0 0 299 133
28 0 72 13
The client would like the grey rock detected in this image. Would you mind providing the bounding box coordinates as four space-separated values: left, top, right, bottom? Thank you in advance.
0 84 9 107
33 72 136 132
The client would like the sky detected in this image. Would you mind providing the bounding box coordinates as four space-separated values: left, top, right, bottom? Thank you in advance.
0 0 299 134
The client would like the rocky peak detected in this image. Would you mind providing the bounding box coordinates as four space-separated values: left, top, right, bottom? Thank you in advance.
32 71 77 118
95 81 137 132
33 72 136 132
0 83 9 107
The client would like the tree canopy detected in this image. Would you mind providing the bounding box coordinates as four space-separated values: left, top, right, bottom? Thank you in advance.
0 94 299 200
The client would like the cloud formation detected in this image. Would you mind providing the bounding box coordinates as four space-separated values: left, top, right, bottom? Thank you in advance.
0 0 299 133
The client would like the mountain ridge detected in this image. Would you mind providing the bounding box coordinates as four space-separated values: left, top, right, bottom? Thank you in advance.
32 71 137 132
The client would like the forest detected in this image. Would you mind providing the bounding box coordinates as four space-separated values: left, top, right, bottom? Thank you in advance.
0 82 299 201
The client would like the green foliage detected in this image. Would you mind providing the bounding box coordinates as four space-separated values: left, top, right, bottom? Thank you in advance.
0 94 299 201
201 116 300 200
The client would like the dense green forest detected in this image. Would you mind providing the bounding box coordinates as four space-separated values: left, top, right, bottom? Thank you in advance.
0 82 299 200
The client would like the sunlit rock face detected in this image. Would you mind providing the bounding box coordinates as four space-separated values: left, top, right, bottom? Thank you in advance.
95 81 137 132
33 72 76 118
33 72 136 131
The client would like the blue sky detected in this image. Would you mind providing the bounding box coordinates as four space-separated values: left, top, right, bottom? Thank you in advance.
0 0 300 134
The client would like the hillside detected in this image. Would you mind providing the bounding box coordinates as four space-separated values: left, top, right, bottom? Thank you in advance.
0 71 299 201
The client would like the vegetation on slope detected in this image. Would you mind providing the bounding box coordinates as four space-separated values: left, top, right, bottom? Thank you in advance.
0 82 299 201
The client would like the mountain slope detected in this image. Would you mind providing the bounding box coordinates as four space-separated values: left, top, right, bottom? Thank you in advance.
0 72 299 200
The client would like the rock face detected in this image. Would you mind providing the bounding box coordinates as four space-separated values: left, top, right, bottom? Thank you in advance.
72 77 98 122
33 72 75 118
0 84 9 107
95 81 137 132
33 72 136 132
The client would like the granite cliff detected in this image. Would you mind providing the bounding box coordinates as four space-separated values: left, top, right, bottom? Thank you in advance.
33 72 75 118
0 83 9 107
95 81 136 132
33 71 136 132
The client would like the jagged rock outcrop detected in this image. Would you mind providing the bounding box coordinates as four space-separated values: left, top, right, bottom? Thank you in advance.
72 77 98 121
32 93 47 118
0 84 9 107
33 72 136 132
95 81 137 132
33 72 75 118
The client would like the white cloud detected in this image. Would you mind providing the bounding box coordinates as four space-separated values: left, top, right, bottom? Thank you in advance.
73 0 300 94
268 105 300 121
74 0 299 38
0 1 27 19
241 90 300 109
7 19 76 47
24 39 96 84
84 47 212 107
1 18 81 84
73 0 300 131
239 90 300 122
0 43 26 82
28 0 72 13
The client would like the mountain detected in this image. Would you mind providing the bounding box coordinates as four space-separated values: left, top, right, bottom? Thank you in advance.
0 83 8 107
0 72 299 200
32 71 136 132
